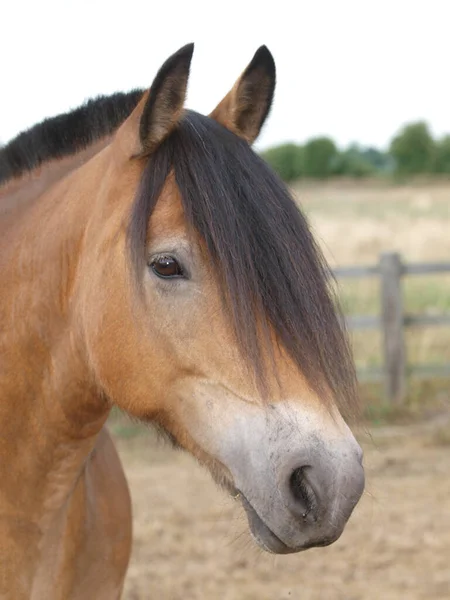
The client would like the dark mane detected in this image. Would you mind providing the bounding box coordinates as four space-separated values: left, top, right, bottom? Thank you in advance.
129 111 357 415
0 90 143 184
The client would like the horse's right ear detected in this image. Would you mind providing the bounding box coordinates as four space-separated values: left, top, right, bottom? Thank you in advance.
209 46 275 145
117 43 194 157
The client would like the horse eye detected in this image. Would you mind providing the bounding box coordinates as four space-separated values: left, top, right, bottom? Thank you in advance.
150 256 184 279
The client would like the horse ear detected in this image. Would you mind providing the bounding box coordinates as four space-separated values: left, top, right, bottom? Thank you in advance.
209 46 276 144
119 44 194 157
139 43 194 154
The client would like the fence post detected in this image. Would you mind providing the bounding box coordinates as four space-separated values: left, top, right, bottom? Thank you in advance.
380 252 406 404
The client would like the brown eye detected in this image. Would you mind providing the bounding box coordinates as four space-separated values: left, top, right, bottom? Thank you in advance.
150 255 184 279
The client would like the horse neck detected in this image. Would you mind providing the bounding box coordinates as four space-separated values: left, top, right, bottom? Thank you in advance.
0 141 113 527
0 137 111 218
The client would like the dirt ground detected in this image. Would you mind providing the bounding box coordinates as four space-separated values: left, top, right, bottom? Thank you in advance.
116 418 450 600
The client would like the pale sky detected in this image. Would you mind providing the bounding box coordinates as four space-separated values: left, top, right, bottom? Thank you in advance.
1 0 449 151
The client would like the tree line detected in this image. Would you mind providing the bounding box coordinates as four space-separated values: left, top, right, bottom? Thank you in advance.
2 120 449 182
260 121 450 181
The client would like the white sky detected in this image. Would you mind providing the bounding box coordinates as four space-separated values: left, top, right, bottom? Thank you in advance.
1 0 449 151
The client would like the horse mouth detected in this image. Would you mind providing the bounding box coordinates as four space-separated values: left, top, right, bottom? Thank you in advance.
237 492 298 555
222 478 297 554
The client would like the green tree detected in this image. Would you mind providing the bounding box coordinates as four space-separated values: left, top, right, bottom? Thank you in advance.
331 144 374 178
261 143 304 182
361 147 395 173
389 122 435 175
433 135 450 174
303 137 337 178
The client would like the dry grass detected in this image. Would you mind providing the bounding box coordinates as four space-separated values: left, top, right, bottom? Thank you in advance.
291 179 450 385
292 178 450 266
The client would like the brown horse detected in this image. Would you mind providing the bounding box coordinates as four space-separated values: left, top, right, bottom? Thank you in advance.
0 44 364 599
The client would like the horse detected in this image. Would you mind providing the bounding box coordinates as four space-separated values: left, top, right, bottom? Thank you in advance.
0 44 364 599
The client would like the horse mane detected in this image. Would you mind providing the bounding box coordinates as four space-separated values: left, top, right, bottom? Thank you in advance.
130 111 358 417
0 91 357 417
0 90 144 184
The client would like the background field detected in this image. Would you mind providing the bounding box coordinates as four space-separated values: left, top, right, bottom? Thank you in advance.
295 179 450 413
114 180 450 599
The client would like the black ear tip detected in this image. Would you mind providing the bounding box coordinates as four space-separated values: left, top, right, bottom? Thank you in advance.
177 42 195 62
252 45 276 75
163 43 195 73
150 43 194 90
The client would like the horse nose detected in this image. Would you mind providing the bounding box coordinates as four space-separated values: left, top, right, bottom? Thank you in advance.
282 450 365 537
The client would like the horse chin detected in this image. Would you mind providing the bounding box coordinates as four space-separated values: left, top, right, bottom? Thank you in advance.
238 494 299 555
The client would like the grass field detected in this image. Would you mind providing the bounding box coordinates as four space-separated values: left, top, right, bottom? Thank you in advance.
291 179 450 409
293 178 450 266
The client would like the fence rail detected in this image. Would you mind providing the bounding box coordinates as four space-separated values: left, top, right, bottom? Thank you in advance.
333 252 450 404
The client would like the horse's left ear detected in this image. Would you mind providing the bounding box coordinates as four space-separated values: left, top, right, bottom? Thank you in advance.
209 46 276 144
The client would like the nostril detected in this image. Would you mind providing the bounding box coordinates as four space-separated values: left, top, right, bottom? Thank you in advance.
289 467 318 521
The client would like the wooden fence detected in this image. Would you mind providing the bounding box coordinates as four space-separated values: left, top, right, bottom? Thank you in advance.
334 252 450 404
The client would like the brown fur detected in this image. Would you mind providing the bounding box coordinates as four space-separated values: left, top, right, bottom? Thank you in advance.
0 144 132 598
